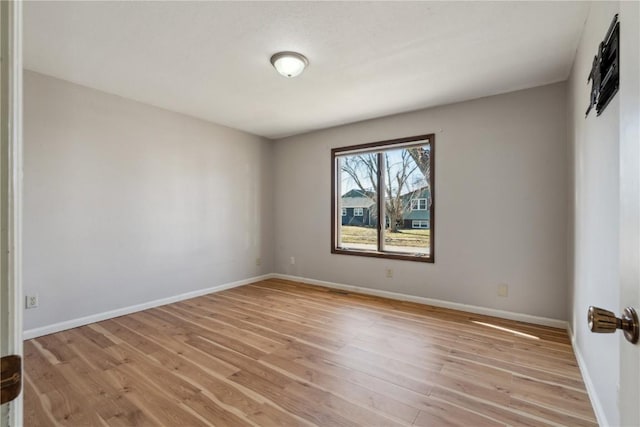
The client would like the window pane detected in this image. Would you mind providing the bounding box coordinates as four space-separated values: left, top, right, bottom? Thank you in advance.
332 134 434 262
338 153 379 251
381 144 431 255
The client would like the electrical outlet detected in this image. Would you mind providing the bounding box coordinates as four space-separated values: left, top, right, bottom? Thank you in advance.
497 283 508 297
25 294 39 309
255 257 262 266
385 268 393 278
290 256 296 265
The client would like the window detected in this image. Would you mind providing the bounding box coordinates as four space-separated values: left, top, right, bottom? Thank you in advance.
331 134 435 262
411 198 428 210
341 208 347 216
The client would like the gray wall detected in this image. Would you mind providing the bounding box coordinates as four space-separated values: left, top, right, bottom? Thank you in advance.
23 70 274 331
567 2 621 426
24 72 571 330
274 82 569 320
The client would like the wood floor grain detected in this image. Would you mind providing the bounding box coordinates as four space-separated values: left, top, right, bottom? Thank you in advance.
24 279 597 426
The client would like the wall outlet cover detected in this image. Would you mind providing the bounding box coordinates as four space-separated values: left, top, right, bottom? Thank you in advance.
497 283 509 297
25 294 39 309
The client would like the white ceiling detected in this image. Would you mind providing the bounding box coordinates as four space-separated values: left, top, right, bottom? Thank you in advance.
24 1 589 139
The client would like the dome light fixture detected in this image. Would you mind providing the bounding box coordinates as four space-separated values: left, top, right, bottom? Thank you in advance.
270 51 309 78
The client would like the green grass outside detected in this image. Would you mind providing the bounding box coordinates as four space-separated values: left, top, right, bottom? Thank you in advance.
340 225 430 248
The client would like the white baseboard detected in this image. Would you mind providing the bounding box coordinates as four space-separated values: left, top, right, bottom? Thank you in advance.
24 272 567 339
23 274 273 340
567 324 609 427
269 273 568 329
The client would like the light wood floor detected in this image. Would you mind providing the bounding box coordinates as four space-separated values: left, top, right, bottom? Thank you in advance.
24 279 597 426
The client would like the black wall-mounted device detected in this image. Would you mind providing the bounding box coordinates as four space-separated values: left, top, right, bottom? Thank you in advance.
586 14 619 117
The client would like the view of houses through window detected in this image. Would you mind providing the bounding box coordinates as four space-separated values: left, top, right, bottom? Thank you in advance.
333 135 434 262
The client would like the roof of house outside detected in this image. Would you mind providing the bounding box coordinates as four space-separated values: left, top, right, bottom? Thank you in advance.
341 197 376 208
342 189 375 198
341 188 376 209
404 210 430 220
400 186 430 201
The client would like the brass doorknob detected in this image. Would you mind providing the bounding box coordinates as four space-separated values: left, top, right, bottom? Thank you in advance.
588 306 639 344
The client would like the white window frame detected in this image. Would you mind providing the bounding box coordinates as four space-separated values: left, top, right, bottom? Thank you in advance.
354 207 364 217
412 220 429 229
411 198 428 210
341 208 347 216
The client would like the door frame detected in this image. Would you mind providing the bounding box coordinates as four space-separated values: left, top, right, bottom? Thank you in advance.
618 2 640 425
0 0 23 426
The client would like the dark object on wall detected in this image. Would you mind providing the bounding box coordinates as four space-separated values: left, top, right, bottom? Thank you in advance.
586 14 619 117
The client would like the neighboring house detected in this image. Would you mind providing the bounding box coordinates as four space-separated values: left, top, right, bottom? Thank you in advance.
400 186 431 229
341 189 376 226
341 187 431 229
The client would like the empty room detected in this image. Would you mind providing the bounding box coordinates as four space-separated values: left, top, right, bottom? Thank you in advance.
1 1 639 426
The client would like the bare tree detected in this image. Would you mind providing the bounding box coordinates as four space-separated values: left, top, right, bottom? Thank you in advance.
384 151 417 232
341 153 378 196
341 150 419 233
407 146 431 202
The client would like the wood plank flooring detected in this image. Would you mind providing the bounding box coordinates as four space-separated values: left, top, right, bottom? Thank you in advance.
24 279 597 426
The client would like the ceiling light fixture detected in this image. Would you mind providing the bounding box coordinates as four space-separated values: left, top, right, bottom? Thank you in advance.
270 51 309 78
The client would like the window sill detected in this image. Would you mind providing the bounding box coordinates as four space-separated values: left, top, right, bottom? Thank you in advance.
332 247 434 263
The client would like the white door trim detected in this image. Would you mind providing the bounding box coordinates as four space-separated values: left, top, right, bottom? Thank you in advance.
618 2 640 425
1 0 23 425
